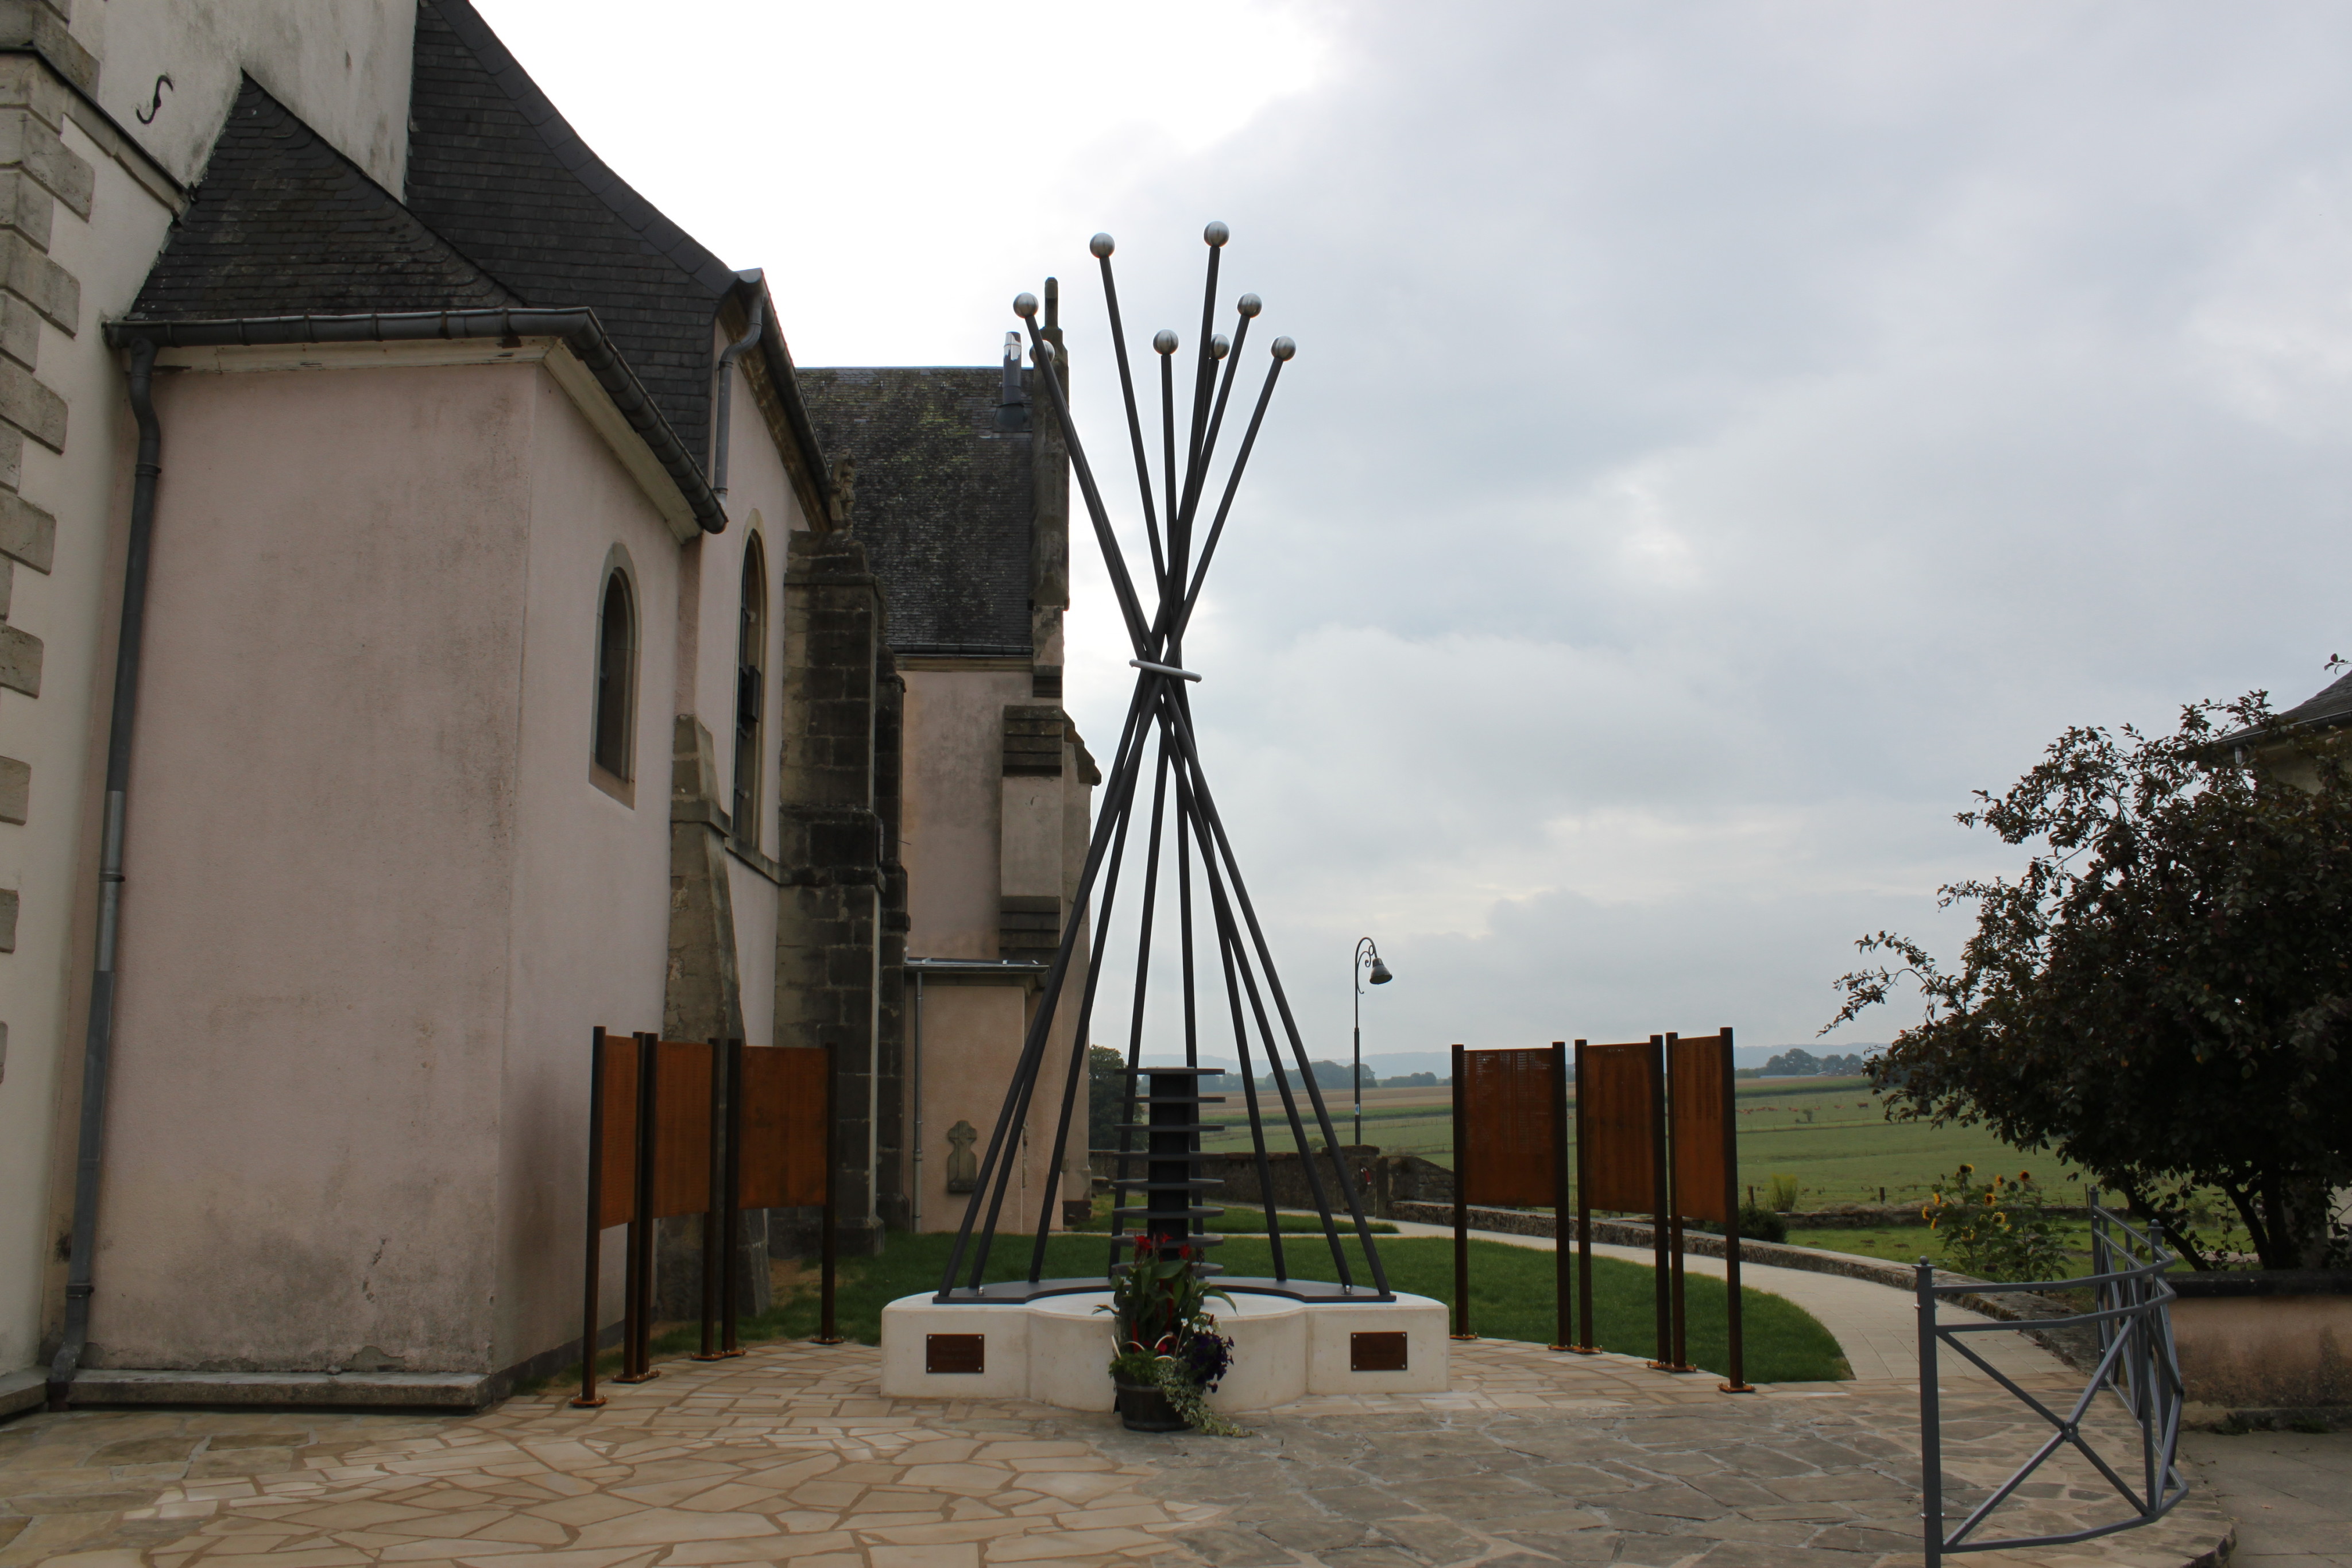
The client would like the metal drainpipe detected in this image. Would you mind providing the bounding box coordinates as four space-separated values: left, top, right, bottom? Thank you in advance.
49 338 163 1411
711 273 765 503
910 971 923 1234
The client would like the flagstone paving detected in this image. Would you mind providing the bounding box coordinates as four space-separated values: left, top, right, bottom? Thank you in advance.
0 1334 2236 1568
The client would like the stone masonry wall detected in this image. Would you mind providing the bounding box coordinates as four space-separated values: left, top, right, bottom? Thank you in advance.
773 528 890 1257
0 21 91 975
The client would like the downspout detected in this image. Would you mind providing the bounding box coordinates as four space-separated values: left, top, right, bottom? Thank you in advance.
711 272 765 504
50 337 162 1410
910 971 923 1233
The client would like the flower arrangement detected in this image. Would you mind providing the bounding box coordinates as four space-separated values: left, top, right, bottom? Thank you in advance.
1923 1162 2071 1282
1099 1233 1246 1437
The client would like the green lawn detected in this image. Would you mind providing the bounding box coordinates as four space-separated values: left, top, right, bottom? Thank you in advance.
1198 1076 2093 1210
739 1231 1848 1384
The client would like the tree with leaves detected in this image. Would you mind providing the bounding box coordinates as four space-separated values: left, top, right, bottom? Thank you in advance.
1828 693 2352 1270
1087 1044 1129 1151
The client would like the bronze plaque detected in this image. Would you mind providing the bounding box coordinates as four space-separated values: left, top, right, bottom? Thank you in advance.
926 1334 986 1375
738 1047 829 1209
594 1032 640 1230
1580 1041 1659 1213
650 1040 715 1220
1460 1048 1559 1207
1669 1032 1733 1224
1350 1331 1409 1372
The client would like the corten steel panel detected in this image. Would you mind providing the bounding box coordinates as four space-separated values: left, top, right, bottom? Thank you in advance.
1580 1042 1659 1213
737 1046 829 1209
1351 1331 1409 1372
596 1034 641 1229
926 1334 985 1374
1460 1047 1558 1207
1669 1033 1732 1224
651 1040 715 1219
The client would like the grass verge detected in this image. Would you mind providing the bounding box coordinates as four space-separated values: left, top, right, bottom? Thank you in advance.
525 1232 1853 1389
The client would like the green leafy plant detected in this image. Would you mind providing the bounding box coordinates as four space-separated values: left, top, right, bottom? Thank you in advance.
1924 1163 2071 1282
1098 1233 1246 1437
1831 691 2352 1270
1766 1174 1802 1213
1738 1201 1790 1244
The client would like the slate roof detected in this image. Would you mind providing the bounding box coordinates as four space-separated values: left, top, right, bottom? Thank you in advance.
2216 668 2352 750
406 0 736 451
796 368 1034 657
129 77 518 320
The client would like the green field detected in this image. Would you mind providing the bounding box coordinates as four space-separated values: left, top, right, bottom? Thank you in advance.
1201 1075 2087 1210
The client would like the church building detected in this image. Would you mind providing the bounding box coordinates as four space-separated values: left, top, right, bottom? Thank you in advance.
0 0 1093 1414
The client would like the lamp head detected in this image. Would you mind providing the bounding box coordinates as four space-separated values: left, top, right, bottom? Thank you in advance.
1368 957 1393 985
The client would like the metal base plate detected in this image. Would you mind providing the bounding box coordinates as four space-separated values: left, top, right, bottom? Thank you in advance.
931 1274 1395 1306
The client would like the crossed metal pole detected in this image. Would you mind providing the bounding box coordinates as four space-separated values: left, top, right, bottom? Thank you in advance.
935 224 1391 1302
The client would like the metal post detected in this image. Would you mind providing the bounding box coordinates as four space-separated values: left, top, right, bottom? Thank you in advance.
1572 1039 1597 1353
1549 1042 1573 1352
720 1039 744 1356
1646 1035 1670 1370
1917 1257 1944 1568
1719 1027 1753 1392
618 1033 660 1383
696 1039 722 1361
819 1040 842 1344
574 1028 610 1408
1450 1042 1473 1339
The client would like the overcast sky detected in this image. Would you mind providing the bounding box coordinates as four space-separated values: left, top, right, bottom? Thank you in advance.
484 1 2352 1063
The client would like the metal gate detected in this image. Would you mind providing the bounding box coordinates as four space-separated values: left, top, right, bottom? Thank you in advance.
1916 1201 2188 1564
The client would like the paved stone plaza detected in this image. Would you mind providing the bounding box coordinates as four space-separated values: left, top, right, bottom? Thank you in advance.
0 1327 2243 1568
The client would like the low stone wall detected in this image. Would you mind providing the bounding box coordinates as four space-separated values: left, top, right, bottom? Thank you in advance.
2171 1270 2352 1411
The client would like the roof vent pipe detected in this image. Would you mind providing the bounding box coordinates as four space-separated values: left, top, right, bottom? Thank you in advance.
996 331 1028 431
711 270 765 504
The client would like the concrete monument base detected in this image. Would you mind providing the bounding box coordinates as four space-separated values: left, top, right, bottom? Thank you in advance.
879 1287 1449 1412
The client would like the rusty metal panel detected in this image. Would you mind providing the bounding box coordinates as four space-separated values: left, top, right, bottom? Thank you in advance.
1580 1041 1659 1213
595 1033 640 1230
738 1046 829 1210
1669 1032 1734 1224
926 1334 985 1374
1459 1047 1558 1207
1350 1331 1409 1372
651 1040 715 1219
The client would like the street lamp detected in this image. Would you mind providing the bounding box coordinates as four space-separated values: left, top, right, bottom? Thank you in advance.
1353 937 1394 1145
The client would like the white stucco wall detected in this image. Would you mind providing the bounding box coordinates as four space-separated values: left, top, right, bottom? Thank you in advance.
92 1 416 192
901 668 1030 961
0 122 174 1378
0 0 421 1384
82 361 675 1375
494 367 679 1370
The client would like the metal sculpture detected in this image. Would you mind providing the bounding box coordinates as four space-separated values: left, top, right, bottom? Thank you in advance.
937 224 1392 1303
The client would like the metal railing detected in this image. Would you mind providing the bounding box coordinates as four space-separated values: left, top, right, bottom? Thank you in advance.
1916 1199 2188 1566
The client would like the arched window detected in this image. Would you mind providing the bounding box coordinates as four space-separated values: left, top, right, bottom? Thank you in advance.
592 566 637 792
732 533 768 841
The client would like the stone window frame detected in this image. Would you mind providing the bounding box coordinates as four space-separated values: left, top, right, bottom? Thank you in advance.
590 543 640 807
731 521 768 849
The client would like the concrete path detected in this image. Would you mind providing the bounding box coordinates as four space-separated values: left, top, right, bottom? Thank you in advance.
1378 1218 2066 1384
2179 1428 2352 1567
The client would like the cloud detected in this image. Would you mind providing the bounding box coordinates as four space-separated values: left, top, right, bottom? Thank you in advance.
483 0 2352 1058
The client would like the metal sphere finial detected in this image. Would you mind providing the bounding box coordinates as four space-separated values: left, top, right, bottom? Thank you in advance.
1153 329 1179 355
1204 220 1230 247
1236 293 1262 318
1211 334 1230 360
1089 233 1115 259
1013 292 1039 320
1270 336 1296 361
